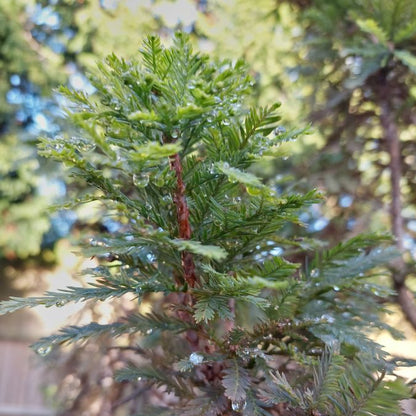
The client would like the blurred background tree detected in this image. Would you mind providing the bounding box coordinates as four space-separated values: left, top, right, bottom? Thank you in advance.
0 0 63 261
269 0 416 327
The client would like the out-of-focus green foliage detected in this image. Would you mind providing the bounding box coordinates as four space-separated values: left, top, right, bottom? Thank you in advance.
0 135 50 258
35 0 196 67
194 0 300 121
0 0 64 259
39 1 153 61
279 0 416 224
267 0 416 328
0 0 57 127
0 0 171 260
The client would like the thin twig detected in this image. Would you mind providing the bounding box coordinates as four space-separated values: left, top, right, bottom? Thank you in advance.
111 385 151 410
107 345 147 354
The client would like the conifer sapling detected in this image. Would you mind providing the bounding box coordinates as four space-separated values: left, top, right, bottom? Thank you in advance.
0 33 411 415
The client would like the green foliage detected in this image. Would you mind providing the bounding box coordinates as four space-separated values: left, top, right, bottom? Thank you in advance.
0 0 58 125
0 0 69 260
222 358 251 403
36 0 159 68
264 347 410 415
278 0 416 237
0 33 411 415
0 135 50 258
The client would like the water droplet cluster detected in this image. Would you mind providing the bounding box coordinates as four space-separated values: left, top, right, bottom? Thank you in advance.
189 352 204 365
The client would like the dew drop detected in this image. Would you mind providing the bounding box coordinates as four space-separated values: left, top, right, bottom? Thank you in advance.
310 269 320 278
171 129 179 139
133 173 149 188
36 345 52 357
146 329 153 335
222 119 230 126
136 286 143 295
322 314 335 323
78 141 96 152
55 300 67 307
189 352 204 365
333 285 340 292
54 143 64 152
274 126 286 135
231 400 246 412
231 401 239 411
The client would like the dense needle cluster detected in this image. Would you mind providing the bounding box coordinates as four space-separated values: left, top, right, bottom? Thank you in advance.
0 33 411 415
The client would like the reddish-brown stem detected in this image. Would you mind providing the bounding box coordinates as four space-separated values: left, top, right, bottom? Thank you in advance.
167 143 224 393
168 151 201 353
170 152 197 288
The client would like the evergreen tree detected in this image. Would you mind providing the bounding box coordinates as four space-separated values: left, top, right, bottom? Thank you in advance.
0 33 411 415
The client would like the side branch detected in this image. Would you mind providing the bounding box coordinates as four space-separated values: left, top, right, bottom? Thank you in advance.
170 152 197 288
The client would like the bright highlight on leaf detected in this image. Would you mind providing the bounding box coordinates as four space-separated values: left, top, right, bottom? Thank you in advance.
215 161 263 188
172 239 228 260
128 110 159 121
247 276 289 290
355 18 389 45
394 49 416 74
131 142 182 161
